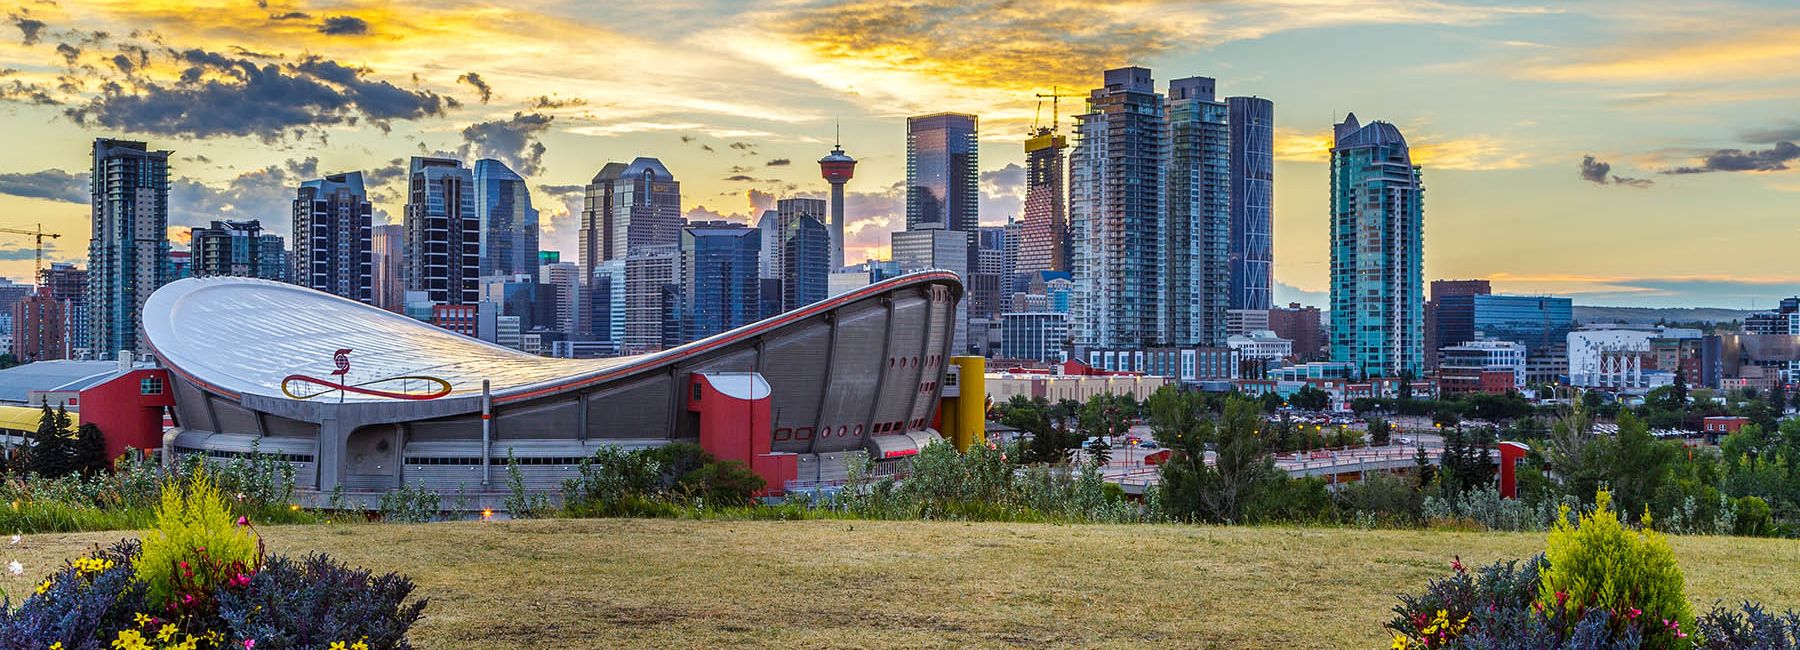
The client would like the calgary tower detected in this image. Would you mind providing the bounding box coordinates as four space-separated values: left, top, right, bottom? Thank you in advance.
818 131 856 270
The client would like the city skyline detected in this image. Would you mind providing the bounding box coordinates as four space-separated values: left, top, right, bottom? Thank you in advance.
0 1 1796 308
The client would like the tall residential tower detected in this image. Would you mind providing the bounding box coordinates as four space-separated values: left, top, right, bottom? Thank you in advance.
1164 76 1231 347
1329 114 1425 378
1069 67 1166 350
88 138 172 358
403 156 479 306
293 171 373 303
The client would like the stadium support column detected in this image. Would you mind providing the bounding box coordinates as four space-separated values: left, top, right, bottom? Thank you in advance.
940 356 986 451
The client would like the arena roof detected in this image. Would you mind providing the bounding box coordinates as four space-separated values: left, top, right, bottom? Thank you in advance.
143 271 963 406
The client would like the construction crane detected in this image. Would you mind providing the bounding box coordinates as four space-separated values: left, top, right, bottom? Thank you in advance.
1033 87 1084 136
0 224 62 280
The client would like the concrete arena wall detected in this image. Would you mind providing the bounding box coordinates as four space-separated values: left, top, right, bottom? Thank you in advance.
162 273 961 497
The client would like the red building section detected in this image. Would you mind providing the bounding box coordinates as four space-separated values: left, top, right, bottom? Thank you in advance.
61 369 176 462
686 372 796 497
1498 441 1529 499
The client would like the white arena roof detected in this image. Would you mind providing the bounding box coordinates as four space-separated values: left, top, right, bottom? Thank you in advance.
144 278 641 403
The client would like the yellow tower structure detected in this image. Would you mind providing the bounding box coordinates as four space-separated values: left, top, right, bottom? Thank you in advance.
939 356 987 451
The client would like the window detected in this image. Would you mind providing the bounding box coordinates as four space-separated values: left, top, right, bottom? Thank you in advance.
140 376 163 395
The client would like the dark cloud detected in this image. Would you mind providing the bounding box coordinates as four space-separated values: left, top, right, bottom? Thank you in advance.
317 16 369 36
1741 121 1800 144
56 49 452 141
9 14 45 45
728 141 756 155
457 112 554 176
53 42 79 65
766 158 791 167
0 168 87 203
0 75 58 105
680 135 695 143
701 144 715 153
528 94 583 109
728 165 753 173
1661 141 1800 175
1578 155 1652 188
457 72 491 104
270 11 310 21
724 174 758 182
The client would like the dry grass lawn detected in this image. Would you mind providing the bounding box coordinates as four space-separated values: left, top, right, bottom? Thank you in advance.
6 519 1799 648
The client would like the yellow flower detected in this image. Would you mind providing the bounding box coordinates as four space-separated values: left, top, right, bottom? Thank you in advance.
34 579 51 595
133 612 153 627
1390 634 1410 650
330 642 348 650
157 623 177 641
353 639 370 650
111 629 149 650
51 643 64 650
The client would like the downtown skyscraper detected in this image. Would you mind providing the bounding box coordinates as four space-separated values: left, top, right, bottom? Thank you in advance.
1164 76 1231 347
403 156 479 306
88 138 172 358
577 158 682 352
1016 123 1068 282
905 113 979 233
293 171 373 303
1069 67 1166 350
1227 96 1274 311
1329 114 1425 378
473 159 541 277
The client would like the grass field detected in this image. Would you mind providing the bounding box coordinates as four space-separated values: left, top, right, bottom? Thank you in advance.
7 520 1800 648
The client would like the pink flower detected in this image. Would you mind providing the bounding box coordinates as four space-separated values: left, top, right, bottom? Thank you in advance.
1627 608 1641 619
237 516 249 527
244 640 255 649
1451 556 1465 573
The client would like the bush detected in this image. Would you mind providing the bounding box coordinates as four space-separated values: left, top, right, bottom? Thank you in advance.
1538 490 1692 648
378 483 441 523
0 539 147 648
678 460 765 507
218 553 428 649
1735 495 1773 537
1694 602 1800 648
135 471 261 608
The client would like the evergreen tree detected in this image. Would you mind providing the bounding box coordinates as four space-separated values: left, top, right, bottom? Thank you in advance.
27 404 71 478
1671 370 1689 407
73 423 108 475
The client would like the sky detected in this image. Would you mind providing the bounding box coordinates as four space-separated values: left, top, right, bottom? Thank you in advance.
0 0 1796 308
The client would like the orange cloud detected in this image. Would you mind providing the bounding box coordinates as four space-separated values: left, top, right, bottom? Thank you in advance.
1525 27 1800 83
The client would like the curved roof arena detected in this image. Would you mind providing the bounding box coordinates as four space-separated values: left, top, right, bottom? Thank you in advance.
144 271 963 406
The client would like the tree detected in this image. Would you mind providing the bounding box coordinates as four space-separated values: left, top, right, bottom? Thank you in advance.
73 423 107 475
1003 396 1076 465
1671 370 1689 407
1290 385 1331 412
1151 391 1284 523
1259 391 1284 413
1608 412 1678 519
27 404 72 478
1368 418 1393 446
1085 436 1112 467
1078 393 1132 441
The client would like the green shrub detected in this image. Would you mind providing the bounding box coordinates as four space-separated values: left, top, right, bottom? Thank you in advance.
1538 490 1692 647
1734 495 1772 536
135 472 261 607
678 460 765 507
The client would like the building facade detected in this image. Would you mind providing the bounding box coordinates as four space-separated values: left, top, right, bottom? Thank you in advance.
371 224 405 313
1070 67 1166 351
682 222 763 342
1000 312 1067 363
1164 76 1231 348
403 157 480 307
905 113 979 234
538 262 582 336
1017 126 1068 282
782 215 830 313
89 138 173 358
1227 95 1274 311
12 293 66 362
1328 114 1424 379
190 220 285 280
293 172 372 303
472 159 541 278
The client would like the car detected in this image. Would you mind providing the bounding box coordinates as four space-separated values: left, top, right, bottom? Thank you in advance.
1397 436 1413 445
1139 441 1159 450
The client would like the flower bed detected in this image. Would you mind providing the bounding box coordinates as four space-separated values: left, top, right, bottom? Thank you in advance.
1388 491 1800 649
0 474 425 649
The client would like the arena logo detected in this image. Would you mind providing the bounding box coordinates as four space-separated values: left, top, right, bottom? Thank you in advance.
280 349 454 401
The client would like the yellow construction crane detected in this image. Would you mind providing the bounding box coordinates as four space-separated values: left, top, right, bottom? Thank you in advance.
0 224 62 279
1033 87 1084 136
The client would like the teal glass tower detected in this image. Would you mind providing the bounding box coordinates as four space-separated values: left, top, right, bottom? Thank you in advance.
1329 114 1424 379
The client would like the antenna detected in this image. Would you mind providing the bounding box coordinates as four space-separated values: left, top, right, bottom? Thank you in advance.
834 118 841 148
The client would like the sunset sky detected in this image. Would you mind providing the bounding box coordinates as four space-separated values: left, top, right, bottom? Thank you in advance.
0 0 1796 307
